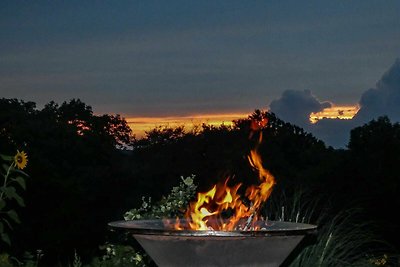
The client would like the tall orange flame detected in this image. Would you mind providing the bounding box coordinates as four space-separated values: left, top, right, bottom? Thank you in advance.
174 118 275 231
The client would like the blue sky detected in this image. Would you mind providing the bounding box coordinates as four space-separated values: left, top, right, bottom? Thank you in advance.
1 1 400 146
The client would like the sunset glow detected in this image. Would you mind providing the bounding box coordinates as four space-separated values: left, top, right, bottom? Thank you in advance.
127 113 250 138
309 105 360 124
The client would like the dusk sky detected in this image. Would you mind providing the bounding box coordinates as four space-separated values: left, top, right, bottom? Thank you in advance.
1 1 400 147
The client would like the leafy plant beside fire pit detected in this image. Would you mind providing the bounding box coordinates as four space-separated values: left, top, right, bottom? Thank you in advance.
87 175 197 267
124 175 197 221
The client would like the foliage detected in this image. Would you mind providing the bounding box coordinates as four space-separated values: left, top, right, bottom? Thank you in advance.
87 244 146 267
0 151 29 246
0 98 134 263
346 116 400 248
2 98 400 265
348 116 400 194
288 209 398 267
263 187 399 267
348 116 400 193
0 253 14 267
133 125 187 148
124 175 197 220
265 188 320 224
0 151 39 267
90 175 197 267
71 250 82 267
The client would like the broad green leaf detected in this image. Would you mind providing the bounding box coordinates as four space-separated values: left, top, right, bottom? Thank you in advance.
0 154 12 161
0 199 5 210
2 218 12 230
0 187 9 194
1 233 10 245
14 194 25 207
0 187 24 206
1 187 16 199
12 177 26 190
2 164 10 172
7 210 20 224
12 169 28 177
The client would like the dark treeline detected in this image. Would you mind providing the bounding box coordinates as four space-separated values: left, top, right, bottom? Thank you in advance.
1 98 399 264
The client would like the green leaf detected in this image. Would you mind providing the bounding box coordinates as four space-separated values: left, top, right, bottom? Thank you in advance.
2 164 10 172
0 222 3 233
0 199 5 210
12 169 28 177
2 218 12 230
1 186 25 206
1 233 10 245
7 210 20 224
0 154 13 161
0 187 9 195
0 187 24 206
12 177 26 190
1 187 16 199
14 194 25 207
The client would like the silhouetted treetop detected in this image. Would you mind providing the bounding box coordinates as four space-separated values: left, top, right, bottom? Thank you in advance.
348 116 400 152
0 98 134 150
348 116 400 195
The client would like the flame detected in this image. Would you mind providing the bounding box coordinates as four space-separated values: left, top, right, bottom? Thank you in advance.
173 118 275 231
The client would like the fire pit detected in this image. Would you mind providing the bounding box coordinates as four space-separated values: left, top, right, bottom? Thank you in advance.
109 218 317 267
111 119 317 266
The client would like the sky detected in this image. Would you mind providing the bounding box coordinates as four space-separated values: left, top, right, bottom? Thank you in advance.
1 1 400 147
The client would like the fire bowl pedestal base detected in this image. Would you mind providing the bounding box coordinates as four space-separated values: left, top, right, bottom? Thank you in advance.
109 219 317 267
135 234 303 267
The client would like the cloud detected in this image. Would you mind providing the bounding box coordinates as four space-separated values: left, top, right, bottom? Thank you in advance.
269 89 351 148
316 59 400 148
354 58 400 123
269 89 331 127
328 58 400 149
268 59 400 148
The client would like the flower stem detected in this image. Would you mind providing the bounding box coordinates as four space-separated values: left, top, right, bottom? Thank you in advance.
0 163 14 201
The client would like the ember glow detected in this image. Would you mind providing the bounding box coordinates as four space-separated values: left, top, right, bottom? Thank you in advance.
309 105 360 124
173 118 275 231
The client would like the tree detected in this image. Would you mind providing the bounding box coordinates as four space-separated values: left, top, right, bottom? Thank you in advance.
0 98 37 152
0 98 135 264
347 116 400 248
348 116 400 196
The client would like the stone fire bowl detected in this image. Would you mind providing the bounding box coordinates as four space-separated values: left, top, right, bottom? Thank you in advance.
109 219 317 267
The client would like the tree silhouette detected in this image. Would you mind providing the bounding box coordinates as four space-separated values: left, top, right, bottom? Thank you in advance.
0 98 134 264
2 98 400 264
347 116 400 247
349 116 400 196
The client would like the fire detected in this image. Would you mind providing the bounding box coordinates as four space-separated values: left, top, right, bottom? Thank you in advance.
174 118 275 231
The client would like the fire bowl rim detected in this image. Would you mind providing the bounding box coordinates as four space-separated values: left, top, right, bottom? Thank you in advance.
108 219 317 237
